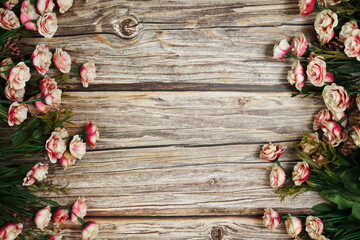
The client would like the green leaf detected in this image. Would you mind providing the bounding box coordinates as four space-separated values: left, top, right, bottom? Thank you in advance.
321 190 354 210
341 167 360 193
312 202 336 214
351 202 360 222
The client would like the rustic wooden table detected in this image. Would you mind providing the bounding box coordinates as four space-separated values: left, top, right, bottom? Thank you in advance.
23 0 327 239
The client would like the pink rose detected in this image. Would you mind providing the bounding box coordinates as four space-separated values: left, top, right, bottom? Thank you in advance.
285 216 302 238
300 132 320 154
34 93 51 113
84 121 99 146
0 8 20 30
35 206 52 231
52 208 69 227
4 83 25 102
69 135 86 160
40 75 57 92
340 20 358 42
299 0 316 17
292 161 310 186
322 83 350 113
23 162 49 186
2 0 19 10
260 143 286 161
273 39 291 59
0 57 13 80
0 223 23 240
20 0 39 31
321 121 347 146
54 127 69 139
305 216 324 239
314 10 338 44
306 56 333 87
80 62 96 88
344 29 360 61
331 110 347 127
8 62 31 90
49 236 63 240
71 197 87 223
57 0 73 14
53 48 71 73
313 109 331 130
60 151 76 168
45 131 67 163
37 12 58 38
82 221 99 240
270 165 286 189
263 208 281 231
287 60 305 91
32 44 52 75
291 34 308 57
351 126 360 147
8 102 28 126
36 0 55 15
43 86 62 109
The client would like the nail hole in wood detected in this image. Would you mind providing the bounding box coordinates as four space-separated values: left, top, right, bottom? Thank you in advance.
211 226 225 240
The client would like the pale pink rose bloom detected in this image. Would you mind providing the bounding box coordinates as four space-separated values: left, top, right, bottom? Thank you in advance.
40 75 58 92
37 0 55 15
263 208 281 231
54 127 69 139
273 39 291 59
291 34 308 57
60 151 76 168
20 0 39 31
306 56 329 87
339 20 358 42
45 131 67 163
270 165 286 189
8 102 28 126
260 143 286 161
23 162 49 186
44 87 62 109
0 223 23 240
8 62 31 90
84 121 99 146
57 0 73 14
292 161 310 186
37 12 58 38
322 83 350 113
331 110 347 127
82 221 99 240
0 57 13 80
69 135 86 160
0 8 20 30
300 132 319 154
318 0 341 7
35 206 52 231
49 236 63 240
53 48 71 73
287 60 305 91
344 29 360 61
351 126 360 147
4 83 25 102
285 216 302 238
321 121 347 147
305 216 324 239
53 208 69 227
80 62 96 88
299 0 316 17
313 109 331 130
32 44 52 75
71 197 87 223
2 0 19 9
314 10 338 44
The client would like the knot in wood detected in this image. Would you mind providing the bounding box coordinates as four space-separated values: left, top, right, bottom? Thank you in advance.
211 226 225 240
112 15 141 39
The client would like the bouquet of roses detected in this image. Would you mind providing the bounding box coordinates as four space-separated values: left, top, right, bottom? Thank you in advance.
262 0 360 239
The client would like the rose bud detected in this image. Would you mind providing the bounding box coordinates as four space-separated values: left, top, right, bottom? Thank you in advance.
305 216 324 239
351 126 360 147
32 44 53 75
273 39 291 59
287 60 305 91
270 165 286 189
306 56 332 87
57 0 73 14
71 197 87 223
37 12 58 38
53 48 71 73
60 151 76 168
285 216 302 238
322 83 350 113
263 208 281 231
8 102 28 127
2 0 19 10
37 0 55 15
321 121 347 147
20 0 39 31
344 29 360 61
52 208 69 227
84 121 99 147
23 162 49 186
292 161 310 186
313 109 331 130
0 223 23 240
291 34 308 57
45 131 67 163
35 206 52 231
0 57 13 80
82 221 99 240
0 8 20 30
69 135 86 160
314 10 338 44
339 20 358 42
299 0 316 17
49 235 63 240
260 143 286 161
8 62 31 90
4 83 25 102
80 62 96 88
300 132 320 154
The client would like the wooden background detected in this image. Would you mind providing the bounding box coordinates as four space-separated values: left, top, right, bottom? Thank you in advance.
22 0 326 239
